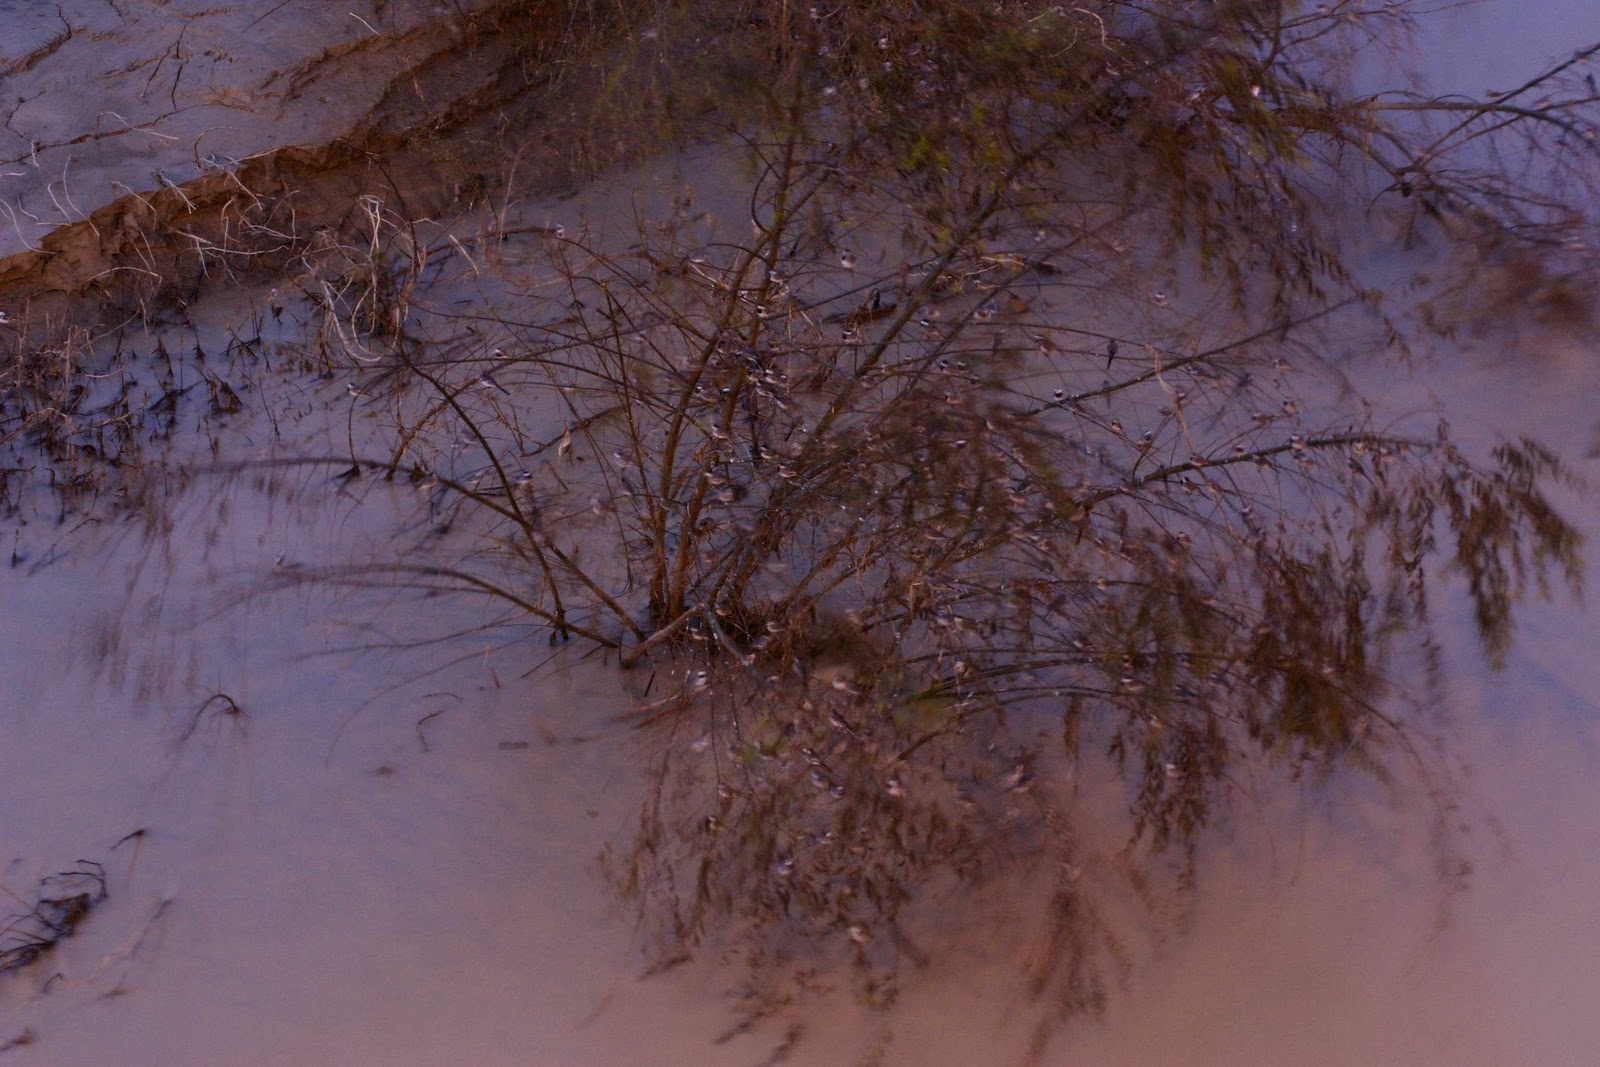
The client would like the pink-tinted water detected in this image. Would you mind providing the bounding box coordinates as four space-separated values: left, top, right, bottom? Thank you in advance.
0 2 1597 1064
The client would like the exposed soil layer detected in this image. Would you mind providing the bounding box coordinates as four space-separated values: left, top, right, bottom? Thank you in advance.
0 0 647 332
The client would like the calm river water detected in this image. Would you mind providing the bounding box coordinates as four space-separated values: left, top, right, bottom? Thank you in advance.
1 2 1597 1064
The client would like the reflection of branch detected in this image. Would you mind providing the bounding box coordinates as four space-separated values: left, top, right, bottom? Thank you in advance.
283 559 619 647
1082 430 1430 510
82 897 174 996
1370 40 1600 169
1018 297 1359 418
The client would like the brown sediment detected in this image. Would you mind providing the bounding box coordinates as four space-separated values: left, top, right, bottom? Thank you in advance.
0 0 650 333
0 135 401 320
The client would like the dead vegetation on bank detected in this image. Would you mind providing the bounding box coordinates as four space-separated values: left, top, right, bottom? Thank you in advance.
0 0 753 332
0 0 680 519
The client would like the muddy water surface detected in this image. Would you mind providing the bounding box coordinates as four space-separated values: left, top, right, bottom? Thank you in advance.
0 2 1598 1065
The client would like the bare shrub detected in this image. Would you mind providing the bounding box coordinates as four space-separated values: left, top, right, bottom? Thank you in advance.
255 0 1597 1050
